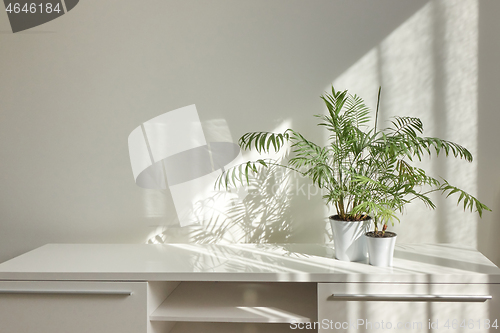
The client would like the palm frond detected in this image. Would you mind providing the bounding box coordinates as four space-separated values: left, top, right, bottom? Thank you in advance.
238 131 290 154
216 86 490 226
439 180 492 217
388 116 423 138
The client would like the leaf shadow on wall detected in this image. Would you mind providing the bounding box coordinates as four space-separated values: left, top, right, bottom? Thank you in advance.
148 162 298 245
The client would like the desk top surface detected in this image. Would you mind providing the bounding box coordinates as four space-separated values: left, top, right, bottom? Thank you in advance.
0 243 498 283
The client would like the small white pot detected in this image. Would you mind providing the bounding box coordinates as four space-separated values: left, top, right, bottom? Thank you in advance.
366 232 397 267
330 216 371 262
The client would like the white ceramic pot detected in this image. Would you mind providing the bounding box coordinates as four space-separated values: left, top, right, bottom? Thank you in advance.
366 232 397 267
330 216 371 262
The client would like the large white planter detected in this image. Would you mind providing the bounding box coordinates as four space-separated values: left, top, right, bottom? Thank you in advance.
366 232 397 267
329 216 371 262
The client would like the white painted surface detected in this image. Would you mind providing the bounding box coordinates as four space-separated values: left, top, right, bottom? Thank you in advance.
318 283 500 332
0 244 498 333
477 0 500 268
0 281 147 333
0 243 498 283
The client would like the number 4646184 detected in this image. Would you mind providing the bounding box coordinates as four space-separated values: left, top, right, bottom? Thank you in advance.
5 3 61 14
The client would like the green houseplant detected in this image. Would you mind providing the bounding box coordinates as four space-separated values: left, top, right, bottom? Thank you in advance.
217 87 490 264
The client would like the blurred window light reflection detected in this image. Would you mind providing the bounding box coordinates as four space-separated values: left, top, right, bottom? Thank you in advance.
128 105 242 227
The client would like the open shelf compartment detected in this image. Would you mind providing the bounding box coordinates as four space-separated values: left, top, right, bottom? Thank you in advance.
149 281 317 324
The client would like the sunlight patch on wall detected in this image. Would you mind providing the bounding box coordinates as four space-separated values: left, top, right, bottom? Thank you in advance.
331 0 478 246
438 0 479 246
328 48 380 111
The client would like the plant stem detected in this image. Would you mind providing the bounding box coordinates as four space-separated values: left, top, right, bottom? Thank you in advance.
374 87 381 133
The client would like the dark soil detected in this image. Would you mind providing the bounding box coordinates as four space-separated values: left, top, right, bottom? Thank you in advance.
366 231 397 238
329 214 371 222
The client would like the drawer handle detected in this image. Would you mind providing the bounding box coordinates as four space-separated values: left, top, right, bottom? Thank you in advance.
0 290 133 296
331 294 492 302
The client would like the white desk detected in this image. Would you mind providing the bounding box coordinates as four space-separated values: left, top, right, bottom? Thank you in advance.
0 243 499 332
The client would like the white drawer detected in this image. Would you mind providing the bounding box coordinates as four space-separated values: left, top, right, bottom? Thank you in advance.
0 281 147 333
318 283 500 332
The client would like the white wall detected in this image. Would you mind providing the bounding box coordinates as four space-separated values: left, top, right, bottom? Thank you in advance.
477 0 500 266
1 0 498 265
